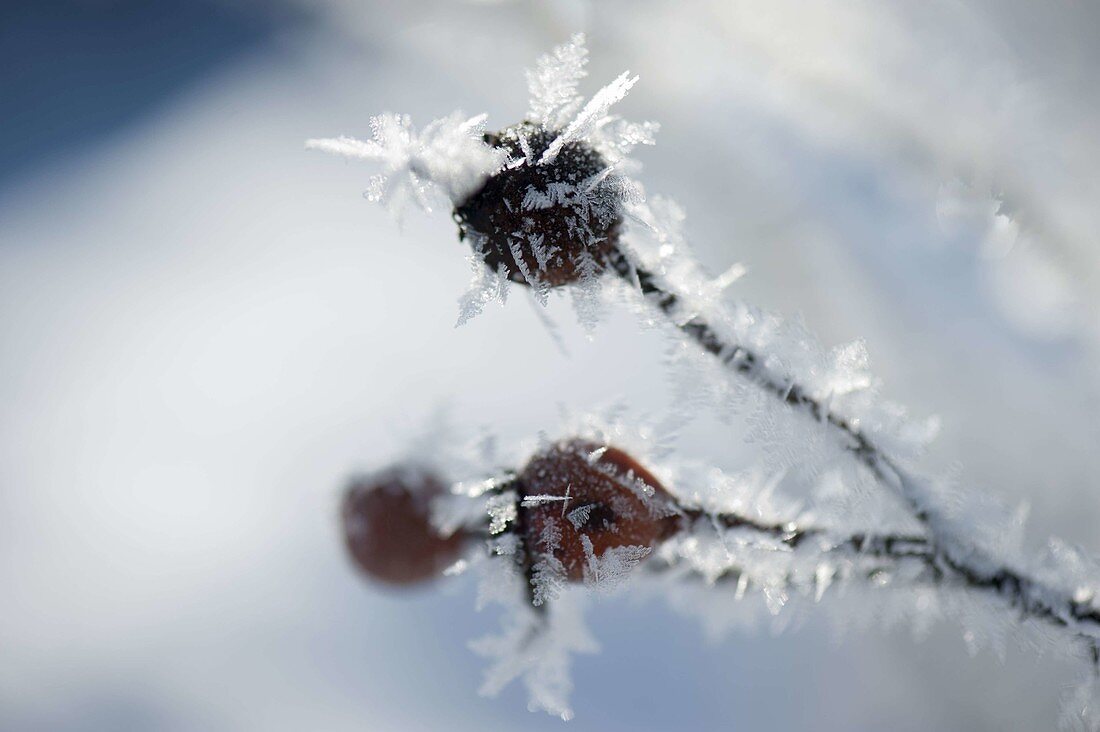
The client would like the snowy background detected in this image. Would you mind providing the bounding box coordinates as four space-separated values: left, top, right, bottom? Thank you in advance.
3 1 1100 729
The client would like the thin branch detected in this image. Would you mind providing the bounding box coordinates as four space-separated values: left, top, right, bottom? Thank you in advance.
608 249 1100 657
664 511 1100 669
680 508 931 559
607 248 909 510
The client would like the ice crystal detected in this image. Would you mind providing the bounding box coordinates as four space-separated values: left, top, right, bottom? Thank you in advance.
307 111 504 218
539 70 637 165
525 32 588 131
471 592 597 721
565 503 593 529
580 536 650 596
486 490 518 535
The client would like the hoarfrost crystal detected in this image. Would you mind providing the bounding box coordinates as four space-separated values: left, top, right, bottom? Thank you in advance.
307 111 504 217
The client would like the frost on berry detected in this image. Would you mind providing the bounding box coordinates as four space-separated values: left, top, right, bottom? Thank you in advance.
452 35 648 295
454 122 622 289
517 439 680 587
309 33 655 329
525 32 588 131
341 466 466 587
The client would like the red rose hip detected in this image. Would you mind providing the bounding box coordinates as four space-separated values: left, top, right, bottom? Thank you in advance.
518 440 680 582
341 467 466 587
453 122 622 287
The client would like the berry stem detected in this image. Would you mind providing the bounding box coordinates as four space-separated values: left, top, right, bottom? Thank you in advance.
677 510 1100 661
607 247 907 505
680 508 931 558
607 248 1100 660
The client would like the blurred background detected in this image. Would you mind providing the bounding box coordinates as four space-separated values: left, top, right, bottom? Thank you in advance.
3 1 1100 729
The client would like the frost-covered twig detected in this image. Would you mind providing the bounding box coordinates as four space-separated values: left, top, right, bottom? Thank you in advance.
678 507 930 560
470 471 1100 661
608 248 905 499
339 427 1100 720
343 435 1100 662
604 246 1100 660
480 483 935 612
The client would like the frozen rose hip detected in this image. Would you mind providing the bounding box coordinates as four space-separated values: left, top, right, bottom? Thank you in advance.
453 122 621 287
518 440 679 582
